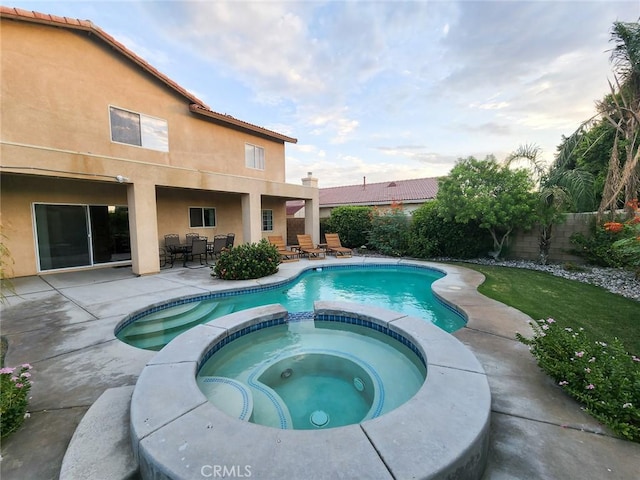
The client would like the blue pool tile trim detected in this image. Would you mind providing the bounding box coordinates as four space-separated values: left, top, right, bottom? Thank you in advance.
115 263 463 336
315 314 426 368
201 377 251 421
197 316 288 369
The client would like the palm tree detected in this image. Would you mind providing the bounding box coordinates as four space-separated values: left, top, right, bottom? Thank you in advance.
598 20 640 220
505 144 594 264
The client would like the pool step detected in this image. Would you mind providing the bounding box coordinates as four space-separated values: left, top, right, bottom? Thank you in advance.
121 302 235 350
128 301 215 329
123 302 219 337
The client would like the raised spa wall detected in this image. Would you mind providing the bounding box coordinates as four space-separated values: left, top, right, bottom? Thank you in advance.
130 301 491 480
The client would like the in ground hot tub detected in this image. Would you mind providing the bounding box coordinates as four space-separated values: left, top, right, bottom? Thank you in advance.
196 313 425 430
130 302 491 480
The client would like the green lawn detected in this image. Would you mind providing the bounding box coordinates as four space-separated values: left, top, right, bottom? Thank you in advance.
454 263 640 355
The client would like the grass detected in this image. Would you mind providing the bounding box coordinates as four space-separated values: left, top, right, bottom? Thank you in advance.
454 262 640 355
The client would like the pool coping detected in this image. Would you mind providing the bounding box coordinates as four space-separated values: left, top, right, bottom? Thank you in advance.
130 300 492 480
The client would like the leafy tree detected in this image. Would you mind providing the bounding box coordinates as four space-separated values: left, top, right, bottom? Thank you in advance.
325 206 372 248
437 156 538 259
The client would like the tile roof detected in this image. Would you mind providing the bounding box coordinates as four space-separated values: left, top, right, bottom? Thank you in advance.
0 6 296 144
319 177 439 206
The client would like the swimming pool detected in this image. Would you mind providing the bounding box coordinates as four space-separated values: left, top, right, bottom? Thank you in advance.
116 264 466 350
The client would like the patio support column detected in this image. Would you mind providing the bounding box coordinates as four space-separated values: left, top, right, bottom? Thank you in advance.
301 172 320 245
304 198 320 245
127 181 159 275
241 192 262 244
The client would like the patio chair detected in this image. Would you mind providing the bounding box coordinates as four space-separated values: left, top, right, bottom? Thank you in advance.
164 234 182 267
296 234 326 260
185 233 200 245
226 233 235 249
324 233 352 258
209 234 228 260
268 235 299 262
188 238 208 267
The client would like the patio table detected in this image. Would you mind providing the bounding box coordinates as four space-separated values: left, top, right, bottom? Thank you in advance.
167 244 192 268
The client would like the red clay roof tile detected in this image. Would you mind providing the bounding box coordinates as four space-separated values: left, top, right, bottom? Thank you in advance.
319 177 439 206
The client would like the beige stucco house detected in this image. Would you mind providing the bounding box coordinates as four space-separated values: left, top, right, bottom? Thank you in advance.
0 7 319 278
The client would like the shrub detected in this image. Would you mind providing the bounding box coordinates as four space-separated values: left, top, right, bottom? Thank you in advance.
570 227 626 267
610 199 640 276
325 206 372 248
212 240 280 280
1 363 33 439
408 201 492 259
517 319 639 442
367 203 410 256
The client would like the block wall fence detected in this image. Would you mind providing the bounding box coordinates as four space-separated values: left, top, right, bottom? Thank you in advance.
506 212 596 264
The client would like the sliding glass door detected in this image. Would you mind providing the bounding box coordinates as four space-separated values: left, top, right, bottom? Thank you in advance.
34 203 131 271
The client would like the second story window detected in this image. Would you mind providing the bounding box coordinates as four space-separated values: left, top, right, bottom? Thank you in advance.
245 143 265 170
109 106 168 152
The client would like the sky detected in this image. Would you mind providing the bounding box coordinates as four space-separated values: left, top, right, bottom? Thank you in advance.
7 0 640 187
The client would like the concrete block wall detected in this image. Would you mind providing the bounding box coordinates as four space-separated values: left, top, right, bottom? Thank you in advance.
507 212 595 264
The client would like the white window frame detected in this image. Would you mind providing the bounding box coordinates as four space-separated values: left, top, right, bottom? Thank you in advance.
189 207 217 228
245 143 265 170
109 105 169 152
261 209 273 232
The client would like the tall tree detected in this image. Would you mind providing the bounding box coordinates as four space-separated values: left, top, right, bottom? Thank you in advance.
437 156 538 259
598 20 640 220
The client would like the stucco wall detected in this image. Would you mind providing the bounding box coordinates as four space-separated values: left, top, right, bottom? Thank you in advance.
0 174 129 277
507 213 595 264
0 19 287 181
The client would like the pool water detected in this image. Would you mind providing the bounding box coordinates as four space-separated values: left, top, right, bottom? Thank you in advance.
117 266 465 350
197 320 426 429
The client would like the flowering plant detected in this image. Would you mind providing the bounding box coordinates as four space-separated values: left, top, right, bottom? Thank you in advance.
212 239 279 280
517 319 639 441
608 199 640 275
1 363 33 438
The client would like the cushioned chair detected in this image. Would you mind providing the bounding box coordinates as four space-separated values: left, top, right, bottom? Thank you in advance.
324 233 352 258
296 234 326 260
268 235 299 262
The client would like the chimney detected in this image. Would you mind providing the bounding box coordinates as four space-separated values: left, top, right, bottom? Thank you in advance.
302 171 318 188
363 176 366 189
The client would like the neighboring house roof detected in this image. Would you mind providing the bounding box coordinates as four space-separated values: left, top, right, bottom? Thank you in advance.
0 6 296 144
319 177 439 207
286 200 305 216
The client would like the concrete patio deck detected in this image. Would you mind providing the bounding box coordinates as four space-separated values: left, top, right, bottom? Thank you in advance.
1 257 638 479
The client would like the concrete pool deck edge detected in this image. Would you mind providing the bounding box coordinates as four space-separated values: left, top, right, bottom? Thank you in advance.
2 256 638 479
130 302 492 480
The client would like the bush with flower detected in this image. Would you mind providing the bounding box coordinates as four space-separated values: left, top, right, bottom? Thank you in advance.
608 199 640 276
212 239 280 280
1 363 33 438
517 319 639 442
570 199 640 271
